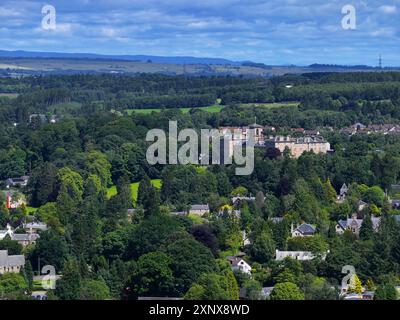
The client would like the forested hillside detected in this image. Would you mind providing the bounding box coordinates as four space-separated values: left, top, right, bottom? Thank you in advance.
1 72 400 300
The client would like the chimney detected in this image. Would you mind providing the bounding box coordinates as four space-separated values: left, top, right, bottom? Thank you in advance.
6 193 11 209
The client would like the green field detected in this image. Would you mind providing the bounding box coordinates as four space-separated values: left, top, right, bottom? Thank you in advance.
240 102 300 109
107 179 162 202
126 104 223 115
26 206 38 214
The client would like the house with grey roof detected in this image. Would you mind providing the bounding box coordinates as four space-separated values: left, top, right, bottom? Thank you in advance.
23 222 47 234
5 176 29 189
390 200 400 209
336 215 381 236
291 223 316 237
188 204 210 216
11 233 40 247
0 250 25 274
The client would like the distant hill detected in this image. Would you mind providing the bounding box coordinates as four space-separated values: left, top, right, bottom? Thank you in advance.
0 50 241 65
0 50 399 77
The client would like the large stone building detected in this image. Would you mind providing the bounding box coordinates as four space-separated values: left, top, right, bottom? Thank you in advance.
0 250 25 274
263 136 331 158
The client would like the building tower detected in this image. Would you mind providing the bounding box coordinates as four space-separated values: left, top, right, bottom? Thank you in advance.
379 54 382 69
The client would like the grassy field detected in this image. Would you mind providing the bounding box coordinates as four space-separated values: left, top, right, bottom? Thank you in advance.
26 206 38 214
126 104 223 115
240 102 300 109
107 179 162 202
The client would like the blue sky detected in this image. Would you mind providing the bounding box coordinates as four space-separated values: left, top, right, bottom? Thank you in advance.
0 0 399 66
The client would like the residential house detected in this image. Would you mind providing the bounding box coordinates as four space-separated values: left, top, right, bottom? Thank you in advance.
218 206 241 219
11 233 40 247
336 214 381 236
170 211 187 216
261 287 275 300
231 196 256 206
242 230 251 246
23 221 48 234
188 204 210 216
3 190 27 209
0 224 13 240
5 176 29 188
227 256 252 275
337 183 348 203
268 217 284 224
291 223 316 237
390 200 400 210
29 114 59 124
0 250 25 274
275 250 328 261
357 200 369 212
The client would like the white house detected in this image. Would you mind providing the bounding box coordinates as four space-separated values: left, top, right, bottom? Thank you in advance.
188 204 210 216
0 224 13 240
275 250 328 261
0 250 25 274
227 256 252 275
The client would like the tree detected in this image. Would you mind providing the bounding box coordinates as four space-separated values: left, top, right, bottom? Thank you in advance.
127 214 182 259
0 237 23 255
80 279 111 300
348 274 362 294
230 186 248 197
56 167 84 224
359 214 374 240
23 260 34 291
184 273 239 300
167 238 217 295
323 178 337 203
375 284 398 300
137 175 152 207
270 282 304 300
55 259 82 300
132 252 174 297
274 268 296 284
249 231 276 264
243 279 263 300
363 186 385 207
29 162 58 207
29 230 69 271
0 273 28 298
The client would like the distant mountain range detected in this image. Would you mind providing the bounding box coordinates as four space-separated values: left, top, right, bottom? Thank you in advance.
0 50 241 65
0 50 398 77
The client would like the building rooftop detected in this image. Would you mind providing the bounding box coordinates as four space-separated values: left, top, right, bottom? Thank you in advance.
0 250 25 268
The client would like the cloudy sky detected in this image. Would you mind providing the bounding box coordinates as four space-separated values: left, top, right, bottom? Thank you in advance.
0 0 399 65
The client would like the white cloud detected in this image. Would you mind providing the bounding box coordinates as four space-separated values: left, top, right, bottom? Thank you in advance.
378 5 397 14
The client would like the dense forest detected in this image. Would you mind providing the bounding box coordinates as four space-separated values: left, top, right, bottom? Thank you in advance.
1 72 400 300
